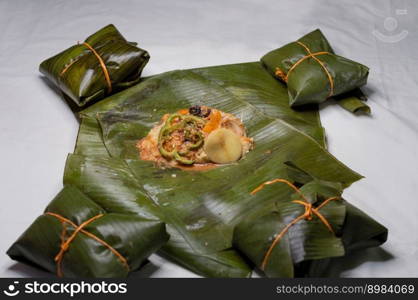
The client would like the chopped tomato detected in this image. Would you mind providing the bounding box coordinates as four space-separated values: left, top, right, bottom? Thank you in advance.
178 109 189 115
203 110 222 133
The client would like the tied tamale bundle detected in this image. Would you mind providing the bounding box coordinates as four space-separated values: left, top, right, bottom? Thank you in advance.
7 185 169 277
261 29 369 109
40 24 150 107
233 179 387 277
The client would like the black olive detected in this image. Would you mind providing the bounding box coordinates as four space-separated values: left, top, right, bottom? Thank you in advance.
189 105 201 116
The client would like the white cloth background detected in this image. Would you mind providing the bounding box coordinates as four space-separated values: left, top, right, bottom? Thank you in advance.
0 0 416 277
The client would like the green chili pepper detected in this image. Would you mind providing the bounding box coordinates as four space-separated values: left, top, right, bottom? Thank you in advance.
174 152 195 165
158 125 176 159
157 113 206 165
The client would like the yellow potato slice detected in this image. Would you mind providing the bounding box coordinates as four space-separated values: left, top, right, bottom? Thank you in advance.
204 128 242 164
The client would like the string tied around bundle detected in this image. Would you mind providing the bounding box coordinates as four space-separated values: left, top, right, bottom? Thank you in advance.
274 41 334 98
45 212 129 277
59 41 112 93
250 178 340 270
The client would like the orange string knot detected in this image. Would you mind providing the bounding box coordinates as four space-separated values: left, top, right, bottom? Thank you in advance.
45 212 129 277
251 178 340 270
59 41 112 93
274 41 334 97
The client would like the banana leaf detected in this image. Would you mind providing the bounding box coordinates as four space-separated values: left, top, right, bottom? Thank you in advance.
261 29 370 109
233 180 386 277
191 63 326 146
7 185 169 277
10 62 386 277
63 63 385 277
334 88 371 115
39 24 150 107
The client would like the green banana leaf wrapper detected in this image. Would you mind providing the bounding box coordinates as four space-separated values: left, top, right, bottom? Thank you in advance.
233 179 387 277
39 24 150 107
334 88 371 114
7 185 169 277
9 62 386 277
66 62 385 277
261 29 370 109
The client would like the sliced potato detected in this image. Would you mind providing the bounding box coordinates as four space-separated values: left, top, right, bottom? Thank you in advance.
204 128 242 164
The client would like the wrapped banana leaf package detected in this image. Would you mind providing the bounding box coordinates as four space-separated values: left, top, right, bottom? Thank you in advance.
8 185 169 277
8 27 387 278
40 24 150 107
233 178 387 277
261 29 371 113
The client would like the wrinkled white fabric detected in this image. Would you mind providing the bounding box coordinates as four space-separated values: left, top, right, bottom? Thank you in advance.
0 0 416 277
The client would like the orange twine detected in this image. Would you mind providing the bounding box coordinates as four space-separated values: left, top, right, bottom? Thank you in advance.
60 42 112 93
250 179 340 271
274 41 334 97
45 212 129 277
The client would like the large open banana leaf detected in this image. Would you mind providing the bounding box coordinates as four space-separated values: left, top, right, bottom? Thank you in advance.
8 60 386 277
58 62 386 277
